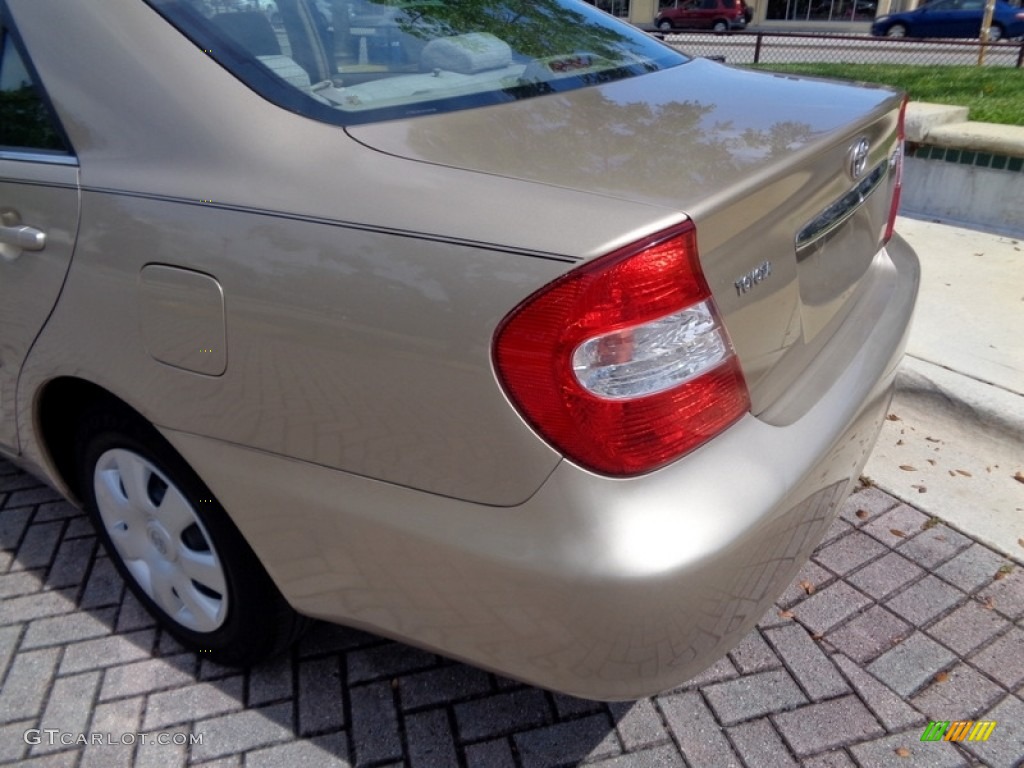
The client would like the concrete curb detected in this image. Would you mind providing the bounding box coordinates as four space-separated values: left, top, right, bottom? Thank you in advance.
904 102 970 143
895 356 1024 451
905 102 1024 158
867 355 1024 562
901 104 1024 238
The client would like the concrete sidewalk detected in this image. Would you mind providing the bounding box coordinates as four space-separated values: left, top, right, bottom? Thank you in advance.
864 216 1024 563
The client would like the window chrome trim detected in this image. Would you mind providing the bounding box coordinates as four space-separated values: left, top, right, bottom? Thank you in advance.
795 158 888 254
0 149 78 166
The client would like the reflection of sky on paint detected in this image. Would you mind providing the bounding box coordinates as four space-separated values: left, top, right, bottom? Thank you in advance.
594 62 893 137
352 59 897 208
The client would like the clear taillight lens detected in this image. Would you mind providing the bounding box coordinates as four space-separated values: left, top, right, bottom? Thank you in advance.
572 301 729 399
493 223 750 476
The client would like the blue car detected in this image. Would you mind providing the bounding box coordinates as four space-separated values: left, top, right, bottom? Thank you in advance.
871 0 1024 40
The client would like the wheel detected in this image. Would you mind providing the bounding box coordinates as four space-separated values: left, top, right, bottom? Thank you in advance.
658 18 673 31
712 19 730 34
984 24 1003 42
76 407 306 665
885 23 907 37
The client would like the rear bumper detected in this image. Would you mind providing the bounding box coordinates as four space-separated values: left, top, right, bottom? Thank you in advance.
163 236 919 700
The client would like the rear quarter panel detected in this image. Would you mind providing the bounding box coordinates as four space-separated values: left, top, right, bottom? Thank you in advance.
10 0 680 505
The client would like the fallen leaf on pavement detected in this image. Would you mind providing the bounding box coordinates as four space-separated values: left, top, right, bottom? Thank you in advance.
896 439 904 446
1014 471 1024 484
779 610 795 619
913 485 928 493
980 596 996 610
927 459 936 466
899 465 916 471
934 671 949 683
890 528 906 538
886 413 900 421
955 469 972 477
1018 538 1024 549
799 580 816 595
925 436 941 443
895 746 911 757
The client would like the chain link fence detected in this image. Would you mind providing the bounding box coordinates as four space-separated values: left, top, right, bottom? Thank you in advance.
655 31 1024 67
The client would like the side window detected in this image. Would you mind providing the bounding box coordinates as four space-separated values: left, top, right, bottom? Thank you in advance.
0 26 67 152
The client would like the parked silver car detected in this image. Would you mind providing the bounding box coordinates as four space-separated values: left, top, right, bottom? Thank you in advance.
0 0 918 699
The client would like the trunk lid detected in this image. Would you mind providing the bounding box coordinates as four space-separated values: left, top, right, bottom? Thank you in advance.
347 59 904 418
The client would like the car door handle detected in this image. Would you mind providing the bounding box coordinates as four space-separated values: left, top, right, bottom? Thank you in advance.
0 224 46 252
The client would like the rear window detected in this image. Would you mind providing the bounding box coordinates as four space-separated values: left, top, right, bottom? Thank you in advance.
147 0 686 125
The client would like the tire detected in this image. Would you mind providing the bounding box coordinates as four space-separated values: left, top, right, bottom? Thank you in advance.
712 19 729 34
658 18 673 30
985 24 1003 42
76 407 306 666
885 23 907 37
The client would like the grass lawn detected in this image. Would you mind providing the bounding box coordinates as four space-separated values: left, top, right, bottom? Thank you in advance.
748 63 1024 126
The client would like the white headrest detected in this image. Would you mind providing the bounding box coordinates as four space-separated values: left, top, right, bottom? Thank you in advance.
420 33 512 74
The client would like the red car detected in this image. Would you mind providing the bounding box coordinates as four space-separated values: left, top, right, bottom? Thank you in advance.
656 0 749 32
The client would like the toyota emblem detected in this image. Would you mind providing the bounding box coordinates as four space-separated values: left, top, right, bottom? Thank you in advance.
849 137 870 180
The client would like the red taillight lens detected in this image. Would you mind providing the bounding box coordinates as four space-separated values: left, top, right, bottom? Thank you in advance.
884 96 907 244
493 223 750 476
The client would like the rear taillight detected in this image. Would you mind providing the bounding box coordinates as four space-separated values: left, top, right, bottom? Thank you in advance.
493 223 749 476
884 96 907 243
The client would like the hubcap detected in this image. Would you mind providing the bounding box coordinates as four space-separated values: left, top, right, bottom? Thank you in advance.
147 522 173 559
93 448 228 633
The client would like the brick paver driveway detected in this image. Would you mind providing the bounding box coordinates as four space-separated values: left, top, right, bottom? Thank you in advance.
1 458 1022 767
